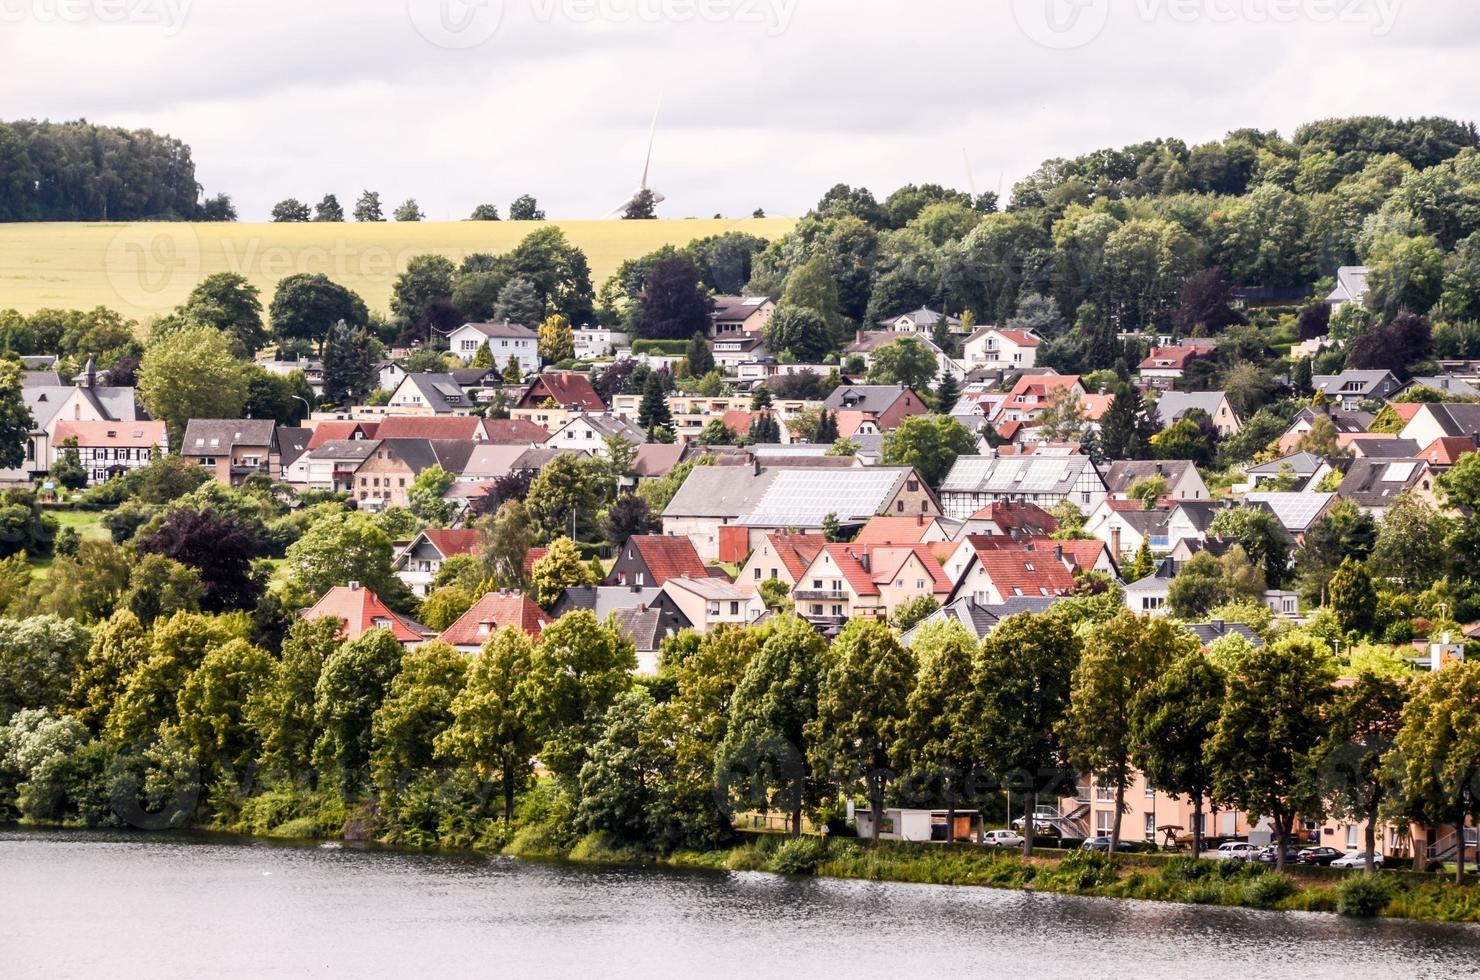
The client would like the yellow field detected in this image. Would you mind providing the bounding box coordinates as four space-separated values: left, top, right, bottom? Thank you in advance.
0 218 796 321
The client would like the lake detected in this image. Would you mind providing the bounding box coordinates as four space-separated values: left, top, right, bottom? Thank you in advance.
3 829 1478 978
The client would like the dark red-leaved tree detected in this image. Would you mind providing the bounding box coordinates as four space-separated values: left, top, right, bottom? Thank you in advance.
1172 267 1247 336
136 507 262 612
1348 312 1432 380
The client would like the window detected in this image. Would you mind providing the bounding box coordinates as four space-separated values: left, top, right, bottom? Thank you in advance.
1144 813 1156 839
754 568 762 580
729 601 739 615
1096 811 1115 834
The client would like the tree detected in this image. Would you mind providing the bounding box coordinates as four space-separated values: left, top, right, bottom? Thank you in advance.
1393 661 1480 884
250 617 343 780
0 615 93 723
1207 506 1292 588
508 195 544 221
176 638 275 779
469 204 501 221
622 188 657 220
933 367 960 415
537 314 574 364
781 252 847 344
1036 384 1087 443
313 195 344 222
480 500 536 591
637 256 713 341
369 641 467 795
529 537 597 608
271 198 311 222
407 465 456 526
436 626 539 822
686 332 715 378
49 437 86 491
1318 671 1406 874
1167 551 1223 620
602 494 656 547
353 191 384 222
716 616 827 836
1124 540 1154 582
492 278 543 327
285 512 405 602
972 613 1080 857
763 307 832 363
1297 500 1378 604
135 508 261 613
747 413 781 445
1062 612 1196 852
808 621 915 843
894 621 979 843
1370 493 1449 591
1129 650 1225 858
391 254 456 328
890 595 940 633
521 611 634 783
1329 557 1378 637
866 337 938 390
638 371 674 437
393 199 425 222
1099 385 1158 461
1209 634 1336 871
322 321 378 406
880 414 978 487
161 272 268 359
1172 267 1246 335
269 274 369 353
1348 312 1433 379
312 628 404 789
137 327 248 448
0 364 30 472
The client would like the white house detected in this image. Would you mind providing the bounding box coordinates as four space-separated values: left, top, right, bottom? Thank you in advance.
573 325 630 360
446 321 540 373
545 414 648 456
961 327 1040 371
1326 266 1371 316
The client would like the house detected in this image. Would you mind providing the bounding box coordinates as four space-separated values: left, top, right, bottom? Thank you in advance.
1246 451 1331 490
1186 619 1266 649
387 374 474 414
49 420 167 485
377 360 408 392
710 296 775 336
4 368 142 481
515 372 606 423
948 545 1076 606
852 515 960 546
1326 266 1371 315
1417 436 1480 470
1138 347 1209 387
958 501 1059 540
1313 370 1402 411
373 415 489 442
349 439 478 510
1399 403 1480 449
877 307 962 334
711 333 770 369
1348 436 1418 458
1153 391 1242 436
845 331 963 380
994 375 1086 426
1084 501 1174 561
1102 460 1209 502
1278 407 1374 454
1243 492 1337 544
655 577 765 633
573 325 630 359
792 543 954 630
275 427 312 479
735 532 829 594
446 321 540 372
306 420 380 449
439 591 551 650
393 529 484 597
822 385 929 433
551 585 691 673
1399 376 1480 401
480 418 552 445
606 535 709 588
938 454 1108 519
303 582 432 647
901 594 1064 644
662 464 939 561
546 414 647 455
1124 559 1176 615
1337 458 1438 516
854 808 983 843
961 327 1040 371
181 419 277 486
289 439 380 491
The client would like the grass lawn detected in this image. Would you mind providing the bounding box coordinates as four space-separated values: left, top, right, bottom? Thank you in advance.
0 217 795 322
47 508 111 541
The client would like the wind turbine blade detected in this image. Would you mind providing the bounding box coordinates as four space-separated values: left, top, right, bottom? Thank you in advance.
641 103 661 189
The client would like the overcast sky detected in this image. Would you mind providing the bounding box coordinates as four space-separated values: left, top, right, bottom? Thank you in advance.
3 0 1476 220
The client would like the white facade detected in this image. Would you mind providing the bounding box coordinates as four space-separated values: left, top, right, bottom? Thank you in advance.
446 322 540 373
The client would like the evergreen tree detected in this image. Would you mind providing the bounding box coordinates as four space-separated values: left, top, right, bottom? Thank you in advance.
502 357 523 384
686 332 715 377
812 410 839 444
638 372 673 435
747 413 782 445
933 365 960 414
313 194 344 222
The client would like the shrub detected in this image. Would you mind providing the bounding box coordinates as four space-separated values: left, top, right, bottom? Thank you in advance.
1240 872 1296 909
769 836 828 875
1160 856 1214 883
1337 874 1395 918
1184 880 1227 905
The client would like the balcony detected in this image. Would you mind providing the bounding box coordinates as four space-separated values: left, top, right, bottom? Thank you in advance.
794 590 846 601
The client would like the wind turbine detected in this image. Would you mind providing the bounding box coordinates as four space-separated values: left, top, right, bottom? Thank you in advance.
608 106 666 218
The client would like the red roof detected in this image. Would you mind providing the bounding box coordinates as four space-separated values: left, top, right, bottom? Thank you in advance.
1138 347 1203 371
417 529 482 560
968 502 1059 537
375 416 487 441
1388 403 1424 423
306 421 380 450
627 535 709 585
973 549 1076 598
483 419 551 444
303 584 425 644
854 516 940 545
52 420 167 449
1420 436 1478 467
994 329 1041 348
762 532 829 579
1032 537 1114 573
523 547 548 574
814 543 953 597
722 411 757 437
439 591 550 645
519 372 605 411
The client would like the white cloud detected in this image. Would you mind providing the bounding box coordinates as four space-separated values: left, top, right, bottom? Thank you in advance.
1 0 1475 219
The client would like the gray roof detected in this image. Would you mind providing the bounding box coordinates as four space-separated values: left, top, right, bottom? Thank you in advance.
663 466 778 519
275 427 313 468
1326 266 1370 305
941 455 1103 496
399 373 471 413
380 438 478 476
557 413 647 444
903 595 1063 644
181 419 276 456
511 446 589 471
1416 404 1480 439
1247 452 1325 477
1185 621 1266 649
460 321 537 340
1102 460 1197 495
1153 391 1231 425
738 467 916 528
1338 458 1429 508
1351 439 1420 458
1405 377 1480 400
18 355 58 370
823 384 916 413
551 586 664 619
1291 407 1373 433
1313 370 1399 399
24 385 138 432
1243 492 1336 534
307 439 381 464
21 371 62 387
878 307 960 328
1173 500 1223 532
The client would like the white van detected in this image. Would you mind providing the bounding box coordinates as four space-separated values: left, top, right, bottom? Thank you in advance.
1211 842 1258 861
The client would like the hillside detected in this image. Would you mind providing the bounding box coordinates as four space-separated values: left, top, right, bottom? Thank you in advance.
0 218 795 321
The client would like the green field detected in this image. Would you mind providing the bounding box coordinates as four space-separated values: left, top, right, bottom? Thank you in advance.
0 218 796 321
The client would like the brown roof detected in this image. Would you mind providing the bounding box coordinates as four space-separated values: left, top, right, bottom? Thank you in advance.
418 529 482 559
519 372 605 412
307 421 379 450
1419 436 1478 467
627 535 709 585
482 419 551 444
375 416 487 441
303 584 426 644
439 591 550 645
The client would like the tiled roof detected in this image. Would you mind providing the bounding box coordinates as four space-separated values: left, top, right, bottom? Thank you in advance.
303 584 427 643
482 419 550 444
818 543 952 597
763 532 829 579
968 501 1059 537
973 548 1076 598
1139 347 1202 371
439 591 550 645
523 547 548 574
520 372 605 411
627 535 709 585
307 421 379 449
52 419 166 448
181 419 275 456
375 416 487 441
1419 436 1478 467
460 321 537 339
419 529 483 559
994 329 1040 347
853 517 939 545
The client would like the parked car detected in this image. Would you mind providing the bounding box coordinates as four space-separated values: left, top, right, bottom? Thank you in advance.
1257 845 1304 864
982 830 1025 848
1210 842 1259 861
1295 846 1343 867
1011 806 1061 830
1081 837 1112 852
1331 851 1385 869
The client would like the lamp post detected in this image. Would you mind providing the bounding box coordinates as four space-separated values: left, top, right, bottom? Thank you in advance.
292 395 313 423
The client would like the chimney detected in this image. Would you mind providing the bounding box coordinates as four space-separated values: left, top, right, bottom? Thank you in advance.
1212 619 1225 634
348 581 360 592
1110 527 1121 557
1055 544 1064 563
